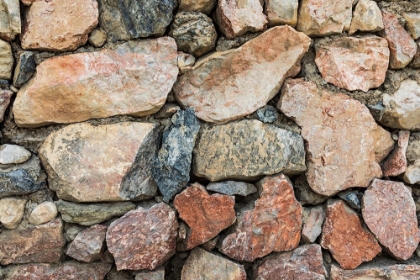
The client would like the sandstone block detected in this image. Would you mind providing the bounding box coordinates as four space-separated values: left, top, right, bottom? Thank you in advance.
0 40 13 80
0 0 20 41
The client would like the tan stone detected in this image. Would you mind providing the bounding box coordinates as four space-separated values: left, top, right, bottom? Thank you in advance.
215 0 267 39
39 122 159 202
0 39 13 79
174 26 311 123
88 28 107 47
315 36 389 92
178 0 216 14
13 38 178 127
279 79 394 196
0 197 26 229
302 205 325 243
264 0 298 27
331 263 420 280
177 51 195 74
349 0 383 35
404 13 420 39
21 0 98 51
0 0 21 41
383 130 409 177
28 201 58 225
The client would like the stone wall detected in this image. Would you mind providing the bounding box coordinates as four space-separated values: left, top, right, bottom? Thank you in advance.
0 0 419 279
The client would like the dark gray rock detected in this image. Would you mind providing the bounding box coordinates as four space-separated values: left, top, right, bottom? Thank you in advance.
338 190 361 210
0 169 42 198
98 0 177 42
13 51 36 88
256 105 279 123
206 181 257 196
294 175 328 206
216 32 262 51
152 108 200 202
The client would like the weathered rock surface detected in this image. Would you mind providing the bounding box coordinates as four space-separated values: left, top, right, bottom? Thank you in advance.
13 51 36 88
174 183 236 249
106 203 178 270
66 224 107 263
264 0 298 27
362 179 420 260
206 181 257 196
170 12 217 57
315 36 389 92
14 38 178 127
383 130 409 177
412 42 420 68
330 263 420 279
0 0 20 41
21 0 98 51
404 13 420 40
297 0 353 36
39 122 159 202
0 145 31 165
216 32 261 51
0 89 13 122
320 200 381 269
88 28 107 47
181 248 246 280
28 201 57 225
193 120 306 181
0 219 65 265
152 109 200 202
407 136 420 163
98 0 177 42
135 267 165 280
302 205 325 243
174 26 311 123
294 175 329 205
0 169 42 198
337 190 361 210
0 40 13 79
178 0 216 14
220 174 302 262
0 197 26 229
255 244 327 280
404 161 420 185
349 0 383 35
56 200 135 226
279 79 394 196
381 10 417 69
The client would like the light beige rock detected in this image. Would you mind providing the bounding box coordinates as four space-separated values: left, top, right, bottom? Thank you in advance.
349 0 383 35
21 0 98 51
13 38 178 127
174 26 311 123
0 39 13 79
88 28 107 47
302 205 325 243
0 144 31 165
0 0 21 41
28 201 58 225
0 197 26 229
404 13 420 39
215 0 267 39
178 0 216 14
404 161 420 185
264 0 298 27
331 263 420 279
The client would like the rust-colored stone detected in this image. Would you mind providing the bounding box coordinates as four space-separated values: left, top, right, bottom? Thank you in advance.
383 130 409 177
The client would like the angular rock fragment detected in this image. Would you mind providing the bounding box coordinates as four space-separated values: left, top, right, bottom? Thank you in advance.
0 89 12 122
88 28 107 47
174 26 310 123
320 200 381 269
264 0 298 27
411 42 420 68
28 201 57 225
0 144 31 165
279 79 394 196
39 122 159 202
206 181 257 196
404 161 420 185
66 224 107 263
13 51 36 88
362 179 420 260
220 174 302 262
177 52 195 74
194 120 306 181
302 206 325 243
294 175 328 205
256 105 279 123
14 38 178 127
135 267 165 280
0 0 20 41
337 190 361 210
216 32 262 51
383 130 409 177
331 263 420 279
404 13 420 40
0 169 42 198
0 197 26 229
0 40 13 79
349 0 383 35
106 203 178 270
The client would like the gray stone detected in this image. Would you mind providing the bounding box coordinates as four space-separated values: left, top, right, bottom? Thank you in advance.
216 32 262 51
0 169 43 198
135 267 165 280
404 162 420 185
407 135 420 163
98 0 177 42
338 190 361 210
0 0 21 41
66 224 107 263
0 89 12 122
206 181 257 196
256 105 279 123
0 144 31 165
64 223 85 242
55 200 136 226
12 51 36 88
152 108 200 202
294 175 328 205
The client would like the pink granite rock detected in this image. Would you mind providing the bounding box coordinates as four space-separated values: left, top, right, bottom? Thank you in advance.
383 130 409 177
302 206 325 243
331 263 420 280
66 224 107 263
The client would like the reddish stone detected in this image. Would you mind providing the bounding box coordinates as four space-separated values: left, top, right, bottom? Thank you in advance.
219 174 302 262
0 90 13 122
255 244 327 280
362 179 420 260
302 206 325 243
66 224 107 263
174 183 236 249
383 130 409 177
320 200 381 270
106 203 178 270
331 263 420 280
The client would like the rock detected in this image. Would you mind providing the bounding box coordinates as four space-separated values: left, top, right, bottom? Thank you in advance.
174 183 236 249
106 203 178 270
381 10 417 69
380 80 420 130
383 130 409 177
152 109 200 202
170 12 217 57
215 0 267 39
155 104 180 119
12 51 36 88
66 224 107 263
5 261 111 280
88 28 107 47
0 0 20 41
64 223 85 242
264 0 298 27
411 42 420 68
404 13 420 39
0 169 42 198
56 200 135 226
348 0 383 35
279 79 394 196
404 162 420 184
98 0 177 42
174 26 311 123
216 32 262 51
178 0 216 14
0 89 12 122
135 267 165 280
337 190 361 210
21 0 98 51
256 105 279 123
0 197 26 229
220 174 302 262
315 36 389 92
177 52 195 74
193 120 306 181
294 175 329 205
362 179 420 260
302 206 325 243
39 122 159 202
14 38 178 127
0 144 31 165
297 0 353 36
320 200 381 269
181 248 246 280
0 40 13 79
0 219 65 265
254 244 327 280
408 136 420 163
28 201 57 225
206 181 257 196
330 263 420 279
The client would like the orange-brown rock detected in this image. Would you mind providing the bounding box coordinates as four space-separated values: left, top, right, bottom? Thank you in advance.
13 38 178 127
219 174 302 262
173 26 311 123
174 183 236 249
331 263 420 280
362 179 420 260
383 130 409 177
320 200 381 270
279 79 394 196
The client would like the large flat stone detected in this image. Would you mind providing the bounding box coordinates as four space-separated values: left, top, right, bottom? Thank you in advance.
13 38 178 127
0 0 20 41
331 263 420 280
39 122 159 202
